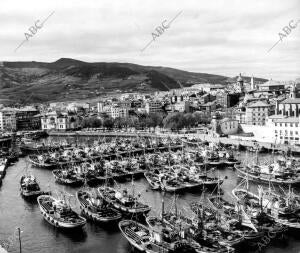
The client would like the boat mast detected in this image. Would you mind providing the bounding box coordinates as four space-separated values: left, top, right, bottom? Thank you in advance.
161 193 165 220
174 194 178 218
18 227 22 253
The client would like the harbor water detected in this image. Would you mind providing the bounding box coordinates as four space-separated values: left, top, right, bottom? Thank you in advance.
1 139 300 253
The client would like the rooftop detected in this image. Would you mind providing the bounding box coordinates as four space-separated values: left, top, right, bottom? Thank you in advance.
259 79 284 87
280 98 300 104
247 101 270 108
273 117 300 123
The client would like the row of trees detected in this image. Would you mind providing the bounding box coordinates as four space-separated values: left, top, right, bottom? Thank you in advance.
163 112 210 129
80 111 210 130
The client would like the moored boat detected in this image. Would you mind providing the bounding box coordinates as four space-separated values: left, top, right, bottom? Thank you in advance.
37 195 86 229
98 186 151 218
76 190 122 223
52 169 84 186
232 186 300 229
234 163 300 185
20 175 50 199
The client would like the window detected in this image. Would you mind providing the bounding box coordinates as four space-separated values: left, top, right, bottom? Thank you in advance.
275 123 277 126
290 123 293 127
296 123 299 127
285 123 287 127
290 131 293 135
280 123 282 127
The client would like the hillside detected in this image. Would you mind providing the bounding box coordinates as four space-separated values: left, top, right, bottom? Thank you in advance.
0 58 266 105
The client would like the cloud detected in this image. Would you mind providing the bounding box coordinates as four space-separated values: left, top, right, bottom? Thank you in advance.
0 0 299 80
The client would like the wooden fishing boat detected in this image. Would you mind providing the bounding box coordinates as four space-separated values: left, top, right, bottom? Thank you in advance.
190 200 262 244
223 152 240 166
119 220 172 253
37 195 86 229
20 175 50 199
209 194 287 240
20 142 60 154
232 187 300 229
146 215 234 253
76 190 121 223
234 163 300 185
52 169 84 186
28 155 57 169
98 186 151 217
144 171 161 190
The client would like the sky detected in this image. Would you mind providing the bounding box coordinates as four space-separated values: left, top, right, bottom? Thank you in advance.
0 0 300 81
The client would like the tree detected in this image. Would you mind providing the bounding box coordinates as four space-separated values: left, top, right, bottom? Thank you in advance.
81 117 102 128
103 117 114 129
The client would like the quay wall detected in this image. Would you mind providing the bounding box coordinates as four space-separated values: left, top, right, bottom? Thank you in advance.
239 124 273 143
48 130 300 154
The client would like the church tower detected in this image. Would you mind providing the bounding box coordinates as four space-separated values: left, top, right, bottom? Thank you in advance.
237 73 244 92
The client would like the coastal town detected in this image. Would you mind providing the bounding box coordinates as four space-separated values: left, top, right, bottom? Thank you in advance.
1 73 300 253
1 0 300 253
1 74 300 149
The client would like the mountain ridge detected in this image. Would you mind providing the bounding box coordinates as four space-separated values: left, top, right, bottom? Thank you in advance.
0 58 268 105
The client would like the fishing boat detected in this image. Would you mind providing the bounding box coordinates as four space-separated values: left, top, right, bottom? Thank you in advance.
234 162 300 185
37 195 86 229
76 190 122 223
52 169 84 186
146 214 234 253
232 186 300 229
223 152 240 166
144 171 161 190
28 155 57 169
19 141 60 155
119 220 174 253
98 186 151 218
20 175 49 199
190 198 262 244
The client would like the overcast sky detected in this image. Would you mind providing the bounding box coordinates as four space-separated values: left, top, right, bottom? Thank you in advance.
0 0 299 80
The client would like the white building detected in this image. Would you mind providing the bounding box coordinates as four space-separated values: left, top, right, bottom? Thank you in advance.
267 115 300 145
41 111 78 131
145 101 162 114
266 85 300 145
97 102 105 113
0 108 17 131
109 107 129 119
245 101 271 126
